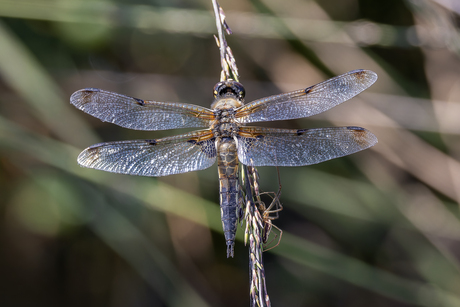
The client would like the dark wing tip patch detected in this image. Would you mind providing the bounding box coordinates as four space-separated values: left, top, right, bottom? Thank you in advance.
352 69 378 84
72 88 100 96
347 126 378 148
77 146 100 168
353 69 367 78
70 88 101 107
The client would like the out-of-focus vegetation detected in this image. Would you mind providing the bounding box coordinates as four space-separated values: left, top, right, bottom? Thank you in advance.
1 0 460 306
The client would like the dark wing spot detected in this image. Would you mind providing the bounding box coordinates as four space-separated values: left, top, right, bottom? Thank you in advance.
256 135 264 140
347 126 365 131
134 97 145 106
347 126 366 131
304 86 313 94
187 139 197 145
146 139 157 145
296 129 307 136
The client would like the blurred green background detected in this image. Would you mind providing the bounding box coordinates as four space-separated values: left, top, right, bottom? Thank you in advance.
1 0 460 306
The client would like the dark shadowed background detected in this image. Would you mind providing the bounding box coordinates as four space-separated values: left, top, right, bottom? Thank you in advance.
1 0 460 306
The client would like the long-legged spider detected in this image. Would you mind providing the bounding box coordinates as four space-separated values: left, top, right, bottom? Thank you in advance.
250 166 284 251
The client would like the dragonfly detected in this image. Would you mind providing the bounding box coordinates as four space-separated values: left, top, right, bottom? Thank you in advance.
70 69 378 258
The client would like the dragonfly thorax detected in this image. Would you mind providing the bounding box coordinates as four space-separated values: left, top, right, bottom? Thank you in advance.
213 122 239 137
212 107 239 137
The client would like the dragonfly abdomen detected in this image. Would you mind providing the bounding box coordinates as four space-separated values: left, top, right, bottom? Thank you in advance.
217 137 240 258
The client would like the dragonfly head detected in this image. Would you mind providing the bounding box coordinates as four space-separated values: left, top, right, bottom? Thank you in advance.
212 80 245 108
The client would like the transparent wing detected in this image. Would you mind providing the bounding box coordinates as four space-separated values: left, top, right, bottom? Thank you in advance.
71 88 215 131
237 126 377 167
236 70 377 123
77 130 216 176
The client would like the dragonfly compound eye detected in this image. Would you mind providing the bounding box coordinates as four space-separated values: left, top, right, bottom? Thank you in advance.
213 80 246 100
231 82 245 100
213 82 226 98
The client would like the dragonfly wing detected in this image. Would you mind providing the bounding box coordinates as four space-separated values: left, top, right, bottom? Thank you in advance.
236 70 377 123
237 126 377 167
71 88 215 131
78 130 217 176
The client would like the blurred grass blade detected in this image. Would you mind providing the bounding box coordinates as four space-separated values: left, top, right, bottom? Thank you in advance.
275 233 460 307
248 0 335 77
0 20 98 147
88 197 211 307
284 167 460 295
